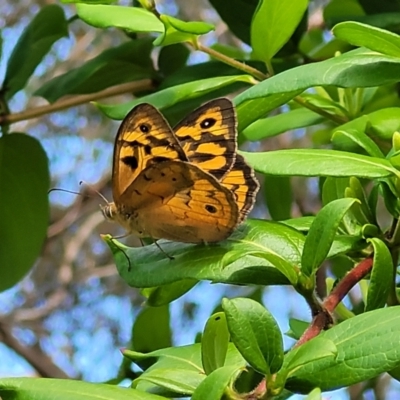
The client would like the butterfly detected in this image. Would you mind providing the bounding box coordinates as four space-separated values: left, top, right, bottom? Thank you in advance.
102 98 259 244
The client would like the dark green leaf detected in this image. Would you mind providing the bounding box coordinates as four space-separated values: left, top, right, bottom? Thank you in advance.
158 44 190 77
223 298 284 375
301 198 359 277
142 279 197 306
264 176 293 220
104 219 303 288
365 238 393 311
251 0 308 61
0 378 165 400
202 312 230 375
209 0 258 44
35 39 155 103
0 134 49 292
3 5 68 100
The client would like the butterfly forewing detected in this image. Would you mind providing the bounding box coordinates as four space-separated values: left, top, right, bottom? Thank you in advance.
113 103 187 203
173 98 237 180
220 154 259 222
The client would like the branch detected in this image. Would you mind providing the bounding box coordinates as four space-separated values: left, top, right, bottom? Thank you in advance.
0 318 70 378
296 257 373 346
0 79 154 125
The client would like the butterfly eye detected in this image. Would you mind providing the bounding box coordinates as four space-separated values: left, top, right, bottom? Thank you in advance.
205 204 217 214
140 123 151 133
200 118 216 129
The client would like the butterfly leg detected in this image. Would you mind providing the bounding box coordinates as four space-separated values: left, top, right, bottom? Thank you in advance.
155 240 174 260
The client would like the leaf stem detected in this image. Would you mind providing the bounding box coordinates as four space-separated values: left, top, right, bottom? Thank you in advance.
194 42 268 81
0 79 154 126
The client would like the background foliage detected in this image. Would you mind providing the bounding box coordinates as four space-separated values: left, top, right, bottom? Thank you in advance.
1 0 400 399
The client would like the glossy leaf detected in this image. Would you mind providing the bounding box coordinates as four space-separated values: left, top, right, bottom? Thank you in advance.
333 21 400 57
286 307 400 392
76 4 163 32
192 365 243 400
223 298 284 375
0 378 165 400
301 198 359 277
251 0 308 61
104 219 303 288
202 312 230 375
2 5 68 100
242 149 398 179
98 75 255 120
365 238 393 311
242 108 324 141
235 49 400 129
35 39 155 103
154 15 214 46
0 134 49 292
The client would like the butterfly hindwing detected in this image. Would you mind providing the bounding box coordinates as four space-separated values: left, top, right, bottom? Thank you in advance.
128 160 239 242
173 98 237 180
113 103 187 203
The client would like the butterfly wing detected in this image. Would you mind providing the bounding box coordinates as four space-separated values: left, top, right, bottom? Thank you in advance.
173 98 237 180
220 154 259 222
128 160 239 243
113 103 187 204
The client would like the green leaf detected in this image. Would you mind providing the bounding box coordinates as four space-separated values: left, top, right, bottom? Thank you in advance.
154 15 214 46
242 149 399 179
235 49 400 129
35 39 155 103
283 338 337 379
365 238 393 311
0 134 49 292
0 378 165 400
251 0 308 61
76 4 164 32
202 313 230 375
158 44 190 77
2 5 68 100
264 176 293 220
192 365 243 400
132 305 171 353
242 108 324 141
333 21 400 57
301 198 359 277
104 219 303 288
98 75 255 119
125 343 246 394
286 318 309 340
222 298 284 375
304 387 322 400
332 128 385 158
286 307 400 392
209 0 258 44
142 279 197 306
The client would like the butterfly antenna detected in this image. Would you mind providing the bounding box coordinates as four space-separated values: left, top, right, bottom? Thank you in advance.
48 188 84 196
79 180 109 205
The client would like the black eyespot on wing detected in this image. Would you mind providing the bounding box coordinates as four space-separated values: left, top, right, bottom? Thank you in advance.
140 123 151 133
200 118 216 129
144 144 152 155
205 204 217 214
122 155 138 170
